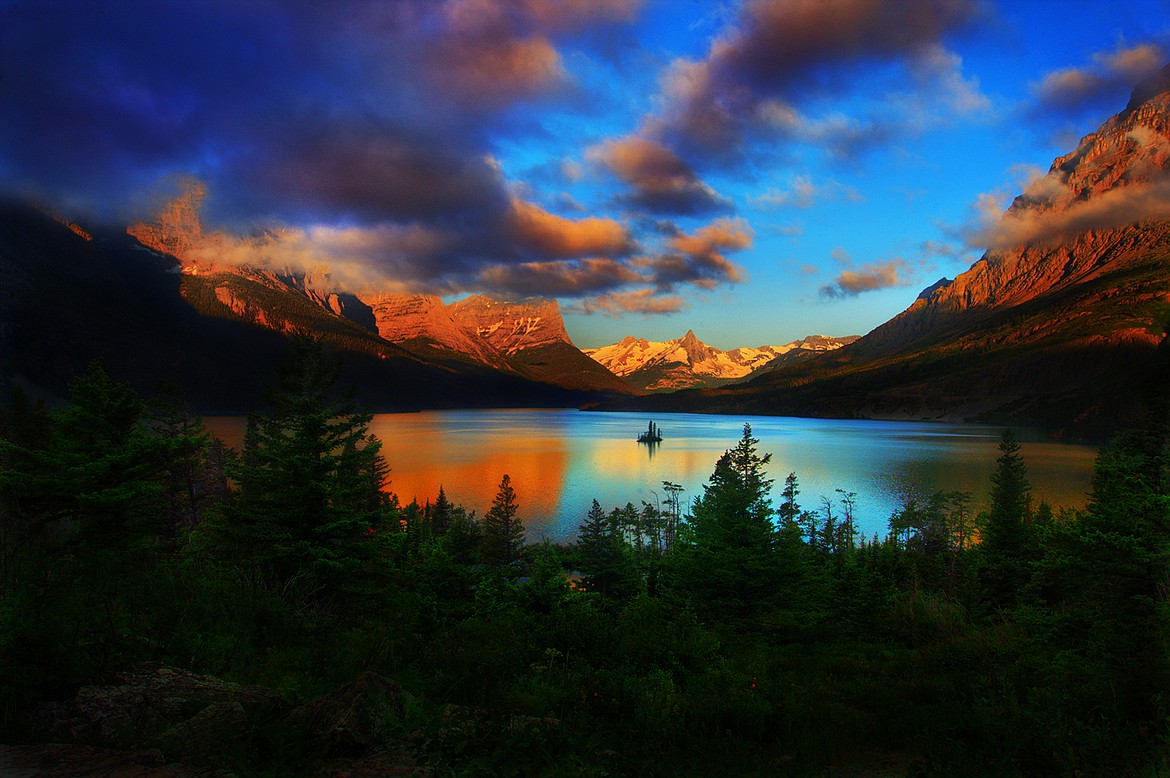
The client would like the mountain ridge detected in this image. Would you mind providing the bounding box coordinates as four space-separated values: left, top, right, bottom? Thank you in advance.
585 330 858 392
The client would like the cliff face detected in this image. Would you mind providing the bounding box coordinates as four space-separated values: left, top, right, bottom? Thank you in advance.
362 293 514 371
448 294 572 354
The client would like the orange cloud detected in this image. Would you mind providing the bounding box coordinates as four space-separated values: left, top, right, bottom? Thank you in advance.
820 257 911 298
507 199 634 259
970 176 1170 250
572 288 687 316
425 34 565 104
668 216 752 258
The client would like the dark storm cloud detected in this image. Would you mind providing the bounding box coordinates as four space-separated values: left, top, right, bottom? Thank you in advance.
0 0 667 303
479 257 642 297
587 136 733 215
656 0 983 157
0 0 635 224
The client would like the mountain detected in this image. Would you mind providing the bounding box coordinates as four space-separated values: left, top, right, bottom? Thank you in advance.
449 295 635 393
0 202 631 411
363 293 515 372
585 330 858 392
597 64 1170 438
121 187 636 398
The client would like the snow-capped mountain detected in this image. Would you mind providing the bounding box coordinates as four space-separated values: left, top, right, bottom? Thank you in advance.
585 330 858 392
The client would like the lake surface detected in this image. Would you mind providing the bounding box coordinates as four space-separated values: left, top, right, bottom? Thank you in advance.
205 409 1099 543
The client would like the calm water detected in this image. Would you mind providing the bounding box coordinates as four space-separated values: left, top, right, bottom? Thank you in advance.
205 410 1098 543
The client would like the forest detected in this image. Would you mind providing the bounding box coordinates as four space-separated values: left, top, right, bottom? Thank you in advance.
1 337 1168 776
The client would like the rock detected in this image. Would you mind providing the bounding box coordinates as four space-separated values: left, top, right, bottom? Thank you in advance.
284 672 406 756
0 743 232 777
154 701 253 768
31 663 285 748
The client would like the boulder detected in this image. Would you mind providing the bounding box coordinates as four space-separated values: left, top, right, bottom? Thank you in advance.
31 663 285 748
284 672 406 756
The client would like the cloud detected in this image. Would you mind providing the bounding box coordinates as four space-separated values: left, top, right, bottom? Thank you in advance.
0 0 640 227
478 257 642 297
506 199 635 259
653 0 982 156
819 257 912 298
645 216 752 290
587 135 732 215
570 288 687 316
1030 41 1166 116
909 44 992 116
963 175 1170 250
752 175 864 209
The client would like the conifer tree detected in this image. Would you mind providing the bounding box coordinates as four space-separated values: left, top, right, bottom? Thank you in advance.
670 423 779 622
980 429 1033 607
211 336 390 604
481 474 524 568
431 485 453 536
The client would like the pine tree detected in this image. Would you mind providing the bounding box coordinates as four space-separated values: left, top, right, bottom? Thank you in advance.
431 485 453 536
670 423 779 622
481 474 524 568
980 429 1033 607
210 336 390 605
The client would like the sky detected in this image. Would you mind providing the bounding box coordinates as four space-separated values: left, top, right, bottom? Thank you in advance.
2 1 1168 350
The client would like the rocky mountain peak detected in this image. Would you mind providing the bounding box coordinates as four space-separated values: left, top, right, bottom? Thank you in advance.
1122 61 1170 115
862 63 1170 357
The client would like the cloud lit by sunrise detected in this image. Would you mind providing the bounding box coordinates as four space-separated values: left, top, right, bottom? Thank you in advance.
2 0 1167 347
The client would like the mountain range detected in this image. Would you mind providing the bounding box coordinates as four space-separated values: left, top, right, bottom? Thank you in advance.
4 64 1169 437
600 63 1170 438
585 331 858 392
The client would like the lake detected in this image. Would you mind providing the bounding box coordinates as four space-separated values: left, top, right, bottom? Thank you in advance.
204 409 1099 543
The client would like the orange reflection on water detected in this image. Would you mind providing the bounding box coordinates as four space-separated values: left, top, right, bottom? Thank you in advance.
371 417 568 537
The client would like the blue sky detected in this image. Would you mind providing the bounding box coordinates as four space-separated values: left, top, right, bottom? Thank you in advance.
2 0 1168 349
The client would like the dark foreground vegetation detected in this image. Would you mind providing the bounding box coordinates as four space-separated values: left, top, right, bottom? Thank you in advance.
2 338 1168 776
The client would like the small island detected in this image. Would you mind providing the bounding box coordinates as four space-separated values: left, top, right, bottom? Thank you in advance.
636 420 663 443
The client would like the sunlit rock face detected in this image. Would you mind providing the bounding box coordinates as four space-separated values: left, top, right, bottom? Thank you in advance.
448 294 572 353
586 330 858 392
865 63 1170 357
127 179 208 266
361 292 514 371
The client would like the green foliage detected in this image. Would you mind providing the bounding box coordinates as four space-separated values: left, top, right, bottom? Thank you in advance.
5 367 1169 775
204 336 391 609
575 498 638 597
980 429 1036 608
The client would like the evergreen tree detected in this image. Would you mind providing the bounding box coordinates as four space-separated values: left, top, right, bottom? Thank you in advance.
670 424 779 623
481 474 523 568
431 485 453 536
576 499 632 596
980 430 1033 607
209 336 390 606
